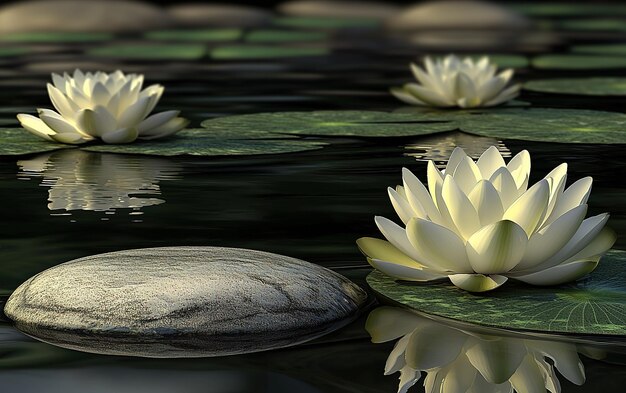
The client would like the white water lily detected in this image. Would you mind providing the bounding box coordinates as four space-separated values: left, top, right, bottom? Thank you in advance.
391 55 520 108
357 146 615 292
367 307 586 393
17 70 188 144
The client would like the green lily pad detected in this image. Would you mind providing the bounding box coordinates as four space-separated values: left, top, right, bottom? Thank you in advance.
0 127 325 157
0 47 35 57
201 111 455 137
245 29 330 43
0 129 73 156
144 29 243 42
87 44 206 60
81 129 325 156
511 3 626 16
0 32 113 42
367 250 626 336
468 54 528 69
273 16 380 29
201 109 626 144
532 55 626 70
210 45 330 59
572 44 626 56
524 78 626 96
559 19 626 32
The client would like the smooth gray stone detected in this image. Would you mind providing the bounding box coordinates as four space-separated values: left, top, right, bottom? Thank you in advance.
0 0 172 34
5 247 368 358
387 0 529 31
278 1 400 19
167 4 273 27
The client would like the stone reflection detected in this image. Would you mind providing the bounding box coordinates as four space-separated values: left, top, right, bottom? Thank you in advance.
366 307 586 393
404 131 510 168
17 150 181 213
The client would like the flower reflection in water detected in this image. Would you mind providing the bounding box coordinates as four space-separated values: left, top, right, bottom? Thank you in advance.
366 307 586 393
17 150 181 214
404 131 510 169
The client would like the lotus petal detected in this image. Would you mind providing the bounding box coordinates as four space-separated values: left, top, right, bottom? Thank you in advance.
389 187 416 224
502 179 550 236
375 216 424 263
515 204 588 271
448 274 508 292
391 87 425 106
368 258 445 281
468 180 504 227
17 114 56 141
101 127 139 144
514 259 599 285
466 220 528 274
407 218 471 272
441 176 481 240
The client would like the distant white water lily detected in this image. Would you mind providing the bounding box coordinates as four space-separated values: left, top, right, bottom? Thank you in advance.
357 146 615 292
367 307 586 393
391 55 520 108
17 70 188 144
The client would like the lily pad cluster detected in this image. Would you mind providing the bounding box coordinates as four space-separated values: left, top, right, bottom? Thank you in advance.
200 109 626 144
5 107 626 157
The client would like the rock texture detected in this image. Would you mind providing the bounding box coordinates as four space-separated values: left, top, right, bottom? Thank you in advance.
278 1 400 19
387 0 529 30
0 0 171 34
5 247 367 357
167 4 273 27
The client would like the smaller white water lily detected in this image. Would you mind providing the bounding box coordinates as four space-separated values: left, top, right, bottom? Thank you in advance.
367 307 586 393
391 55 520 108
17 70 188 144
357 146 615 292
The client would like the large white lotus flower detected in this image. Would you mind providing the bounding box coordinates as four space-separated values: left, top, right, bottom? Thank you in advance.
357 146 615 292
367 307 586 393
17 70 188 144
390 55 520 108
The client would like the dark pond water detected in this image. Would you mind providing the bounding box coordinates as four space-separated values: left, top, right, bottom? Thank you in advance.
1 3 626 392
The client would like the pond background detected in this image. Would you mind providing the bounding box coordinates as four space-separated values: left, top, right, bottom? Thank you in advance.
1 0 626 392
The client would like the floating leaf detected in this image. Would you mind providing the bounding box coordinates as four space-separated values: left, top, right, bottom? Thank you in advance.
273 16 380 29
470 54 529 69
87 44 206 60
144 29 243 42
0 47 35 57
524 78 626 96
367 250 626 336
0 129 73 156
442 108 626 144
202 111 454 137
210 45 330 59
532 55 626 70
81 129 325 156
245 29 330 43
511 3 626 16
0 32 113 42
201 109 626 144
572 43 626 56
559 19 626 32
